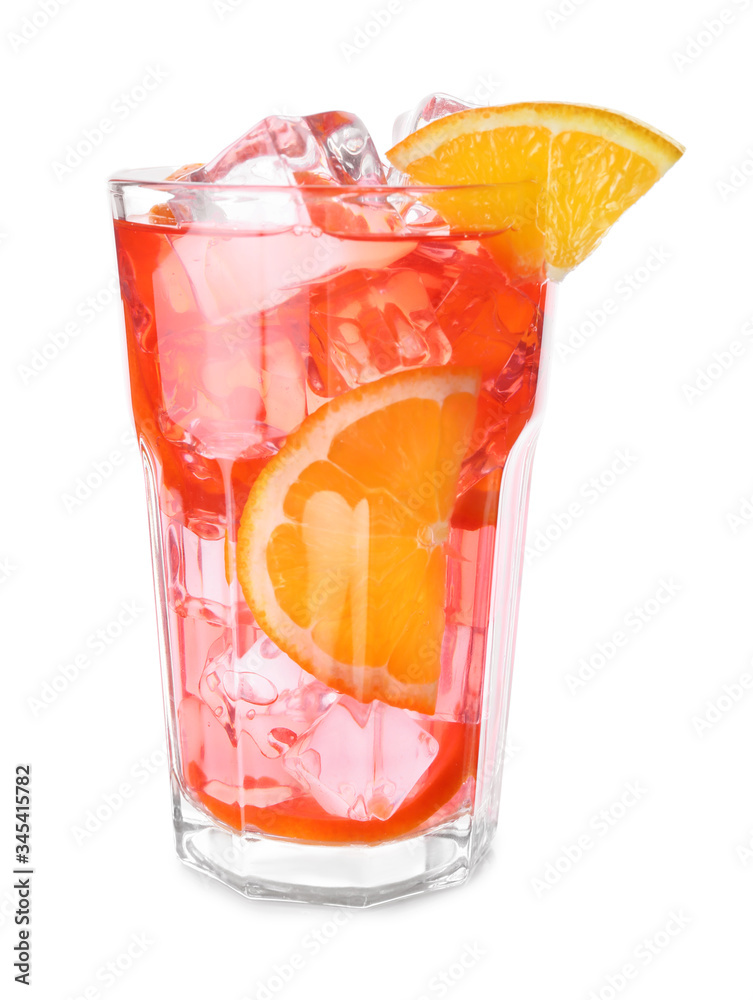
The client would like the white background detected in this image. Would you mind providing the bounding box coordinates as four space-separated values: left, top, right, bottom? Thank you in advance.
3 0 753 997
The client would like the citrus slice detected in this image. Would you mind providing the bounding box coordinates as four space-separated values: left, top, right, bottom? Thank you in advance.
387 102 684 279
236 367 480 714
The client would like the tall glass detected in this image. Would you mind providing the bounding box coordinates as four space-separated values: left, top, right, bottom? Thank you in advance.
110 173 552 905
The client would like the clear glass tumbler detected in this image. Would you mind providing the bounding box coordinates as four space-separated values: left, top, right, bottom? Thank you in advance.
110 172 551 905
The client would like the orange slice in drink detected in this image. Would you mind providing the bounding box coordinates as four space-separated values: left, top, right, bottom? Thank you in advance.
236 367 480 714
387 103 684 278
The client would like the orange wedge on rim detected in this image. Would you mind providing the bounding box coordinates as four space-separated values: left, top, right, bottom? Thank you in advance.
387 102 684 279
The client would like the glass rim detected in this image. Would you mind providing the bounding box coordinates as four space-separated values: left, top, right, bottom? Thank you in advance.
107 166 539 194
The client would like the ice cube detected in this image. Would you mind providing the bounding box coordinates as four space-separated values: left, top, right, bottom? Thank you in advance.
169 111 410 247
391 92 477 146
301 261 452 397
435 245 541 379
432 622 485 721
166 522 241 622
155 113 415 365
190 111 386 187
283 698 439 822
198 633 337 755
154 298 309 459
116 244 155 352
388 93 479 187
178 695 305 813
426 243 544 480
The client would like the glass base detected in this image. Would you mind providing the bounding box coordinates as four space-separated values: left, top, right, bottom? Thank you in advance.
171 774 481 907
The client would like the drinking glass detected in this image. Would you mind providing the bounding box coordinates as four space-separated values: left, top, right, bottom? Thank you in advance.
110 173 551 905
